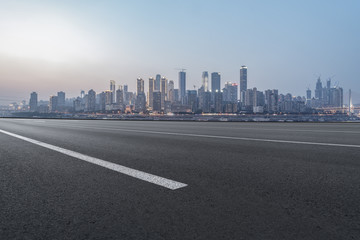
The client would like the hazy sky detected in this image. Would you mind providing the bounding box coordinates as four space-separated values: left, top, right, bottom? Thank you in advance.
0 0 359 103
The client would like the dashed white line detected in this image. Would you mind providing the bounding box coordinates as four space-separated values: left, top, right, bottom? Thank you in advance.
0 129 187 190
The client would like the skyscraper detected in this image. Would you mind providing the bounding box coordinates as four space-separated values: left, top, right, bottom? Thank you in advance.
315 77 323 100
87 89 96 112
105 90 113 105
168 80 175 103
211 72 221 93
240 66 247 102
49 96 58 112
148 77 155 108
110 80 116 102
161 77 168 108
136 78 146 112
155 74 161 91
57 91 65 107
223 82 238 102
202 71 209 92
137 78 144 95
29 92 38 112
153 91 162 112
306 89 311 100
179 70 186 104
116 86 124 105
124 85 129 105
214 90 223 113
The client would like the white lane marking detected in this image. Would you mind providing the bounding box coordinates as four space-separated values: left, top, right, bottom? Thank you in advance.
38 124 360 149
0 129 187 190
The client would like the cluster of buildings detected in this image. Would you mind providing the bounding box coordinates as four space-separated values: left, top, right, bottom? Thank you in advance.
26 66 346 115
305 77 344 109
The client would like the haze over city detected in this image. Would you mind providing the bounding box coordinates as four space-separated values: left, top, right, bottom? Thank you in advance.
1 0 359 104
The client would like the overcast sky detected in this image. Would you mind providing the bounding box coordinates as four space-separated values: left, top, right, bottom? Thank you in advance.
0 0 359 103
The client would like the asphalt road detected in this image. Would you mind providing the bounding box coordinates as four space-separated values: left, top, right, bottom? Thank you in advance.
0 118 360 239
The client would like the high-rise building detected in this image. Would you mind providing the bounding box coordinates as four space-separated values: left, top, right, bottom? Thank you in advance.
201 91 211 113
153 91 162 112
137 78 144 95
110 80 116 102
57 91 65 107
349 89 352 114
240 66 247 102
214 90 223 113
99 92 106 111
186 90 198 113
124 85 129 105
105 90 113 105
315 77 323 100
211 72 221 93
306 89 311 100
329 87 343 107
202 71 209 91
161 77 168 108
135 93 146 112
148 77 154 108
29 92 38 112
155 74 161 91
179 71 186 104
49 96 58 112
116 86 124 105
136 78 146 112
223 82 238 102
173 89 180 103
168 80 175 103
245 88 254 108
87 89 96 112
265 89 279 113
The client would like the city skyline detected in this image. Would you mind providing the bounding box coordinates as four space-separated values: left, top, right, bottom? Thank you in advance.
1 0 360 104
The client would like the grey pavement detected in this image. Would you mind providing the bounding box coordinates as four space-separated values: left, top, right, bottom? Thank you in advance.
0 119 359 239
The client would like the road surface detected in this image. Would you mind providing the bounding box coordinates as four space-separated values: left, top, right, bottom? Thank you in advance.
0 118 359 239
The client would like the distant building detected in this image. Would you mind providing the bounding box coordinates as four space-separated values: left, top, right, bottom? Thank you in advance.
161 77 168 109
179 71 186 104
155 74 161 91
135 93 146 112
186 90 198 113
265 89 279 113
116 87 124 105
223 82 238 103
123 85 129 105
306 89 311 100
211 72 221 93
29 92 38 112
202 71 209 92
49 96 58 112
173 89 180 103
110 80 116 102
57 91 65 107
105 90 113 105
214 91 223 113
137 78 144 95
153 91 162 112
99 92 106 111
168 80 175 103
87 89 96 112
148 77 155 108
240 66 247 103
315 77 323 100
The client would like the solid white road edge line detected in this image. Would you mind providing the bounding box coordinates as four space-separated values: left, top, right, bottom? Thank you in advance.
0 129 187 190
